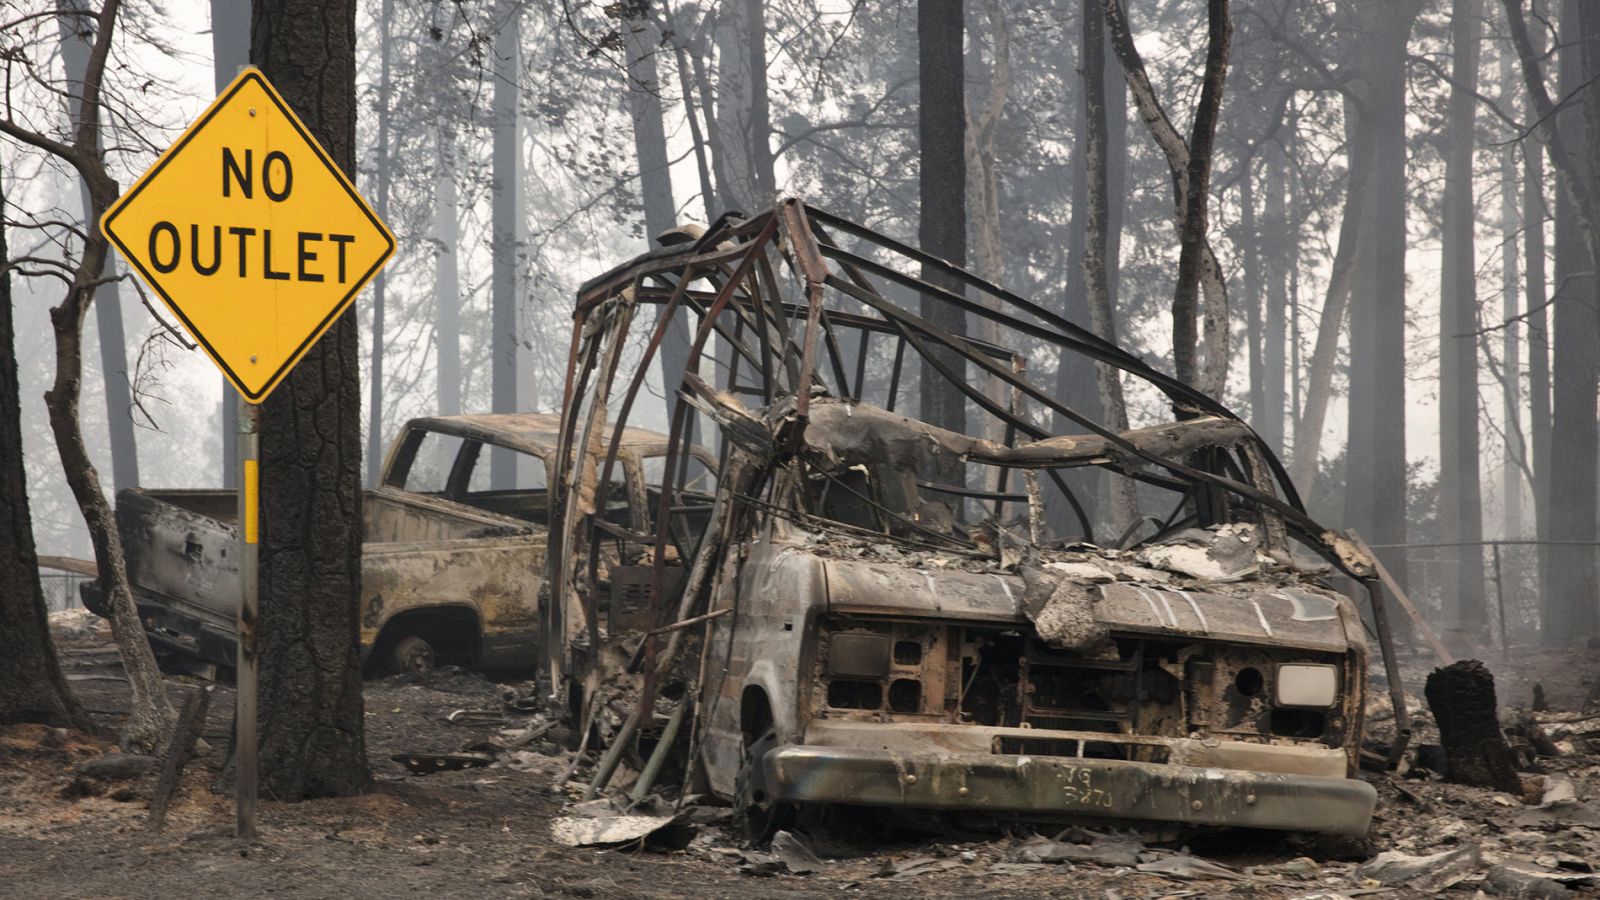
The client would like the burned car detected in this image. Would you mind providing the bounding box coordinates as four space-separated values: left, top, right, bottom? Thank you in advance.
543 201 1406 838
87 413 708 676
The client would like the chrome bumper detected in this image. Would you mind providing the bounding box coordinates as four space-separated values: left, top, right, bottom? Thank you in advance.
762 745 1376 835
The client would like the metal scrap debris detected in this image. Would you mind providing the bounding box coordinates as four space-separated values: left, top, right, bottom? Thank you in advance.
1008 833 1142 867
1356 845 1482 892
390 752 494 775
550 813 680 848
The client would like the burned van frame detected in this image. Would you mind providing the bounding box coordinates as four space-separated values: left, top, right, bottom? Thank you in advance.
542 199 1409 836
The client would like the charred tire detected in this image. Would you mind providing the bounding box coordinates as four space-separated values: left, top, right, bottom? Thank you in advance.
733 725 794 844
388 635 436 674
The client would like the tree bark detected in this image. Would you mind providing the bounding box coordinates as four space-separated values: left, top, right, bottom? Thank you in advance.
58 0 139 497
625 2 694 424
917 0 967 485
434 131 461 418
1342 0 1422 559
250 0 371 798
1505 0 1600 642
1261 139 1289 456
967 0 1011 454
1499 35 1526 539
1523 8 1551 551
0 167 91 731
1547 0 1600 641
1289 109 1368 492
211 0 249 489
1051 0 1127 537
1170 0 1231 395
1286 124 1303 429
711 0 773 210
1240 169 1264 434
11 0 177 753
489 1 520 488
365 0 393 485
663 7 719 221
1102 0 1231 398
1082 0 1138 537
1438 0 1487 629
1425 660 1523 793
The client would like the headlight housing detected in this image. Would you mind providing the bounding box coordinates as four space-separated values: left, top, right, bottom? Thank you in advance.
1275 663 1338 708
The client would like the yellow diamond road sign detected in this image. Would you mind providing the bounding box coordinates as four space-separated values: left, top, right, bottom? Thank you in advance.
102 67 394 403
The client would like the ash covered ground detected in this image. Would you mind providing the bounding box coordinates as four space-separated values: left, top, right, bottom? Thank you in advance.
5 613 1600 899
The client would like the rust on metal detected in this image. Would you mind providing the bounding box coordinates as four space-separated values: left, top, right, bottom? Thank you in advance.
542 199 1398 835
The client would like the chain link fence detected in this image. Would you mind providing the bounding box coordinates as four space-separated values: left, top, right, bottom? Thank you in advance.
1365 541 1600 649
37 563 92 613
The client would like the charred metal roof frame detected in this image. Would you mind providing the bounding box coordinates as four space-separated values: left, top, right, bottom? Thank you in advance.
403 412 673 458
543 197 1407 768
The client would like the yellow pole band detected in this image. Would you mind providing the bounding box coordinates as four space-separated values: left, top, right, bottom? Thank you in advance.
243 459 259 544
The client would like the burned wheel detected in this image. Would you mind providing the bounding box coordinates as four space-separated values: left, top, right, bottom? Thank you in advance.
388 635 435 674
733 725 794 844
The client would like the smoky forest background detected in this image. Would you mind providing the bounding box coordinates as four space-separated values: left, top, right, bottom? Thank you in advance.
5 0 1600 651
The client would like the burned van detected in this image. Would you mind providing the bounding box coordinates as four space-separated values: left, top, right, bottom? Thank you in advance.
543 201 1405 838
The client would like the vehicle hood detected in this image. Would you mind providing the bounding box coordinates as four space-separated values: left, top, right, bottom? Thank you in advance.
820 556 1359 653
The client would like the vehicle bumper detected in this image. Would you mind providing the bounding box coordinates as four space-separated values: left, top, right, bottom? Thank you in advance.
761 745 1377 835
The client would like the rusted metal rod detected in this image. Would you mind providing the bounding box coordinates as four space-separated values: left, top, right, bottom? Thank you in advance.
646 607 729 637
628 697 689 805
583 701 645 801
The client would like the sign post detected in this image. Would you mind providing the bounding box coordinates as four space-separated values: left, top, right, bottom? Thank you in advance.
235 400 259 840
100 67 394 840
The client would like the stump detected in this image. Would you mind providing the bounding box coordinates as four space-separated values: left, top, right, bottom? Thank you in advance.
1424 660 1522 793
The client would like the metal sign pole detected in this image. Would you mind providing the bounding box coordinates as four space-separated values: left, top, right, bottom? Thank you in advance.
236 399 261 840
95 67 395 840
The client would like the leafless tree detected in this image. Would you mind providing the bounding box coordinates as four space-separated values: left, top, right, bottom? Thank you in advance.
0 0 176 752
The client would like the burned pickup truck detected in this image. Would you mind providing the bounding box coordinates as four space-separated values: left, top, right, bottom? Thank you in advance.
86 413 706 676
543 201 1406 838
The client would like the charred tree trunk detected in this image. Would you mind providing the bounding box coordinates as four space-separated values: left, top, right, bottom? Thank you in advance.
58 0 139 497
1425 660 1523 793
745 0 774 202
1500 36 1526 539
1261 140 1289 456
1508 0 1553 554
1240 170 1265 434
664 6 719 221
1526 109 1551 550
1286 124 1303 429
365 0 394 484
1102 0 1232 398
250 0 371 798
1052 0 1127 537
1439 0 1487 629
211 0 249 488
433 129 461 418
0 169 91 731
1289 108 1368 492
624 2 694 420
4 0 177 752
1052 36 1100 536
1506 0 1600 642
1343 0 1422 560
1169 0 1230 393
489 2 521 488
1544 0 1600 641
711 0 773 210
1082 0 1139 536
967 0 1011 454
917 0 967 485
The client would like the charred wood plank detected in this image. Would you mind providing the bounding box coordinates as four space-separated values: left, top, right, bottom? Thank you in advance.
147 685 211 831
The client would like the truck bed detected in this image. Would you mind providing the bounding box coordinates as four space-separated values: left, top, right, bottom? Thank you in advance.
111 486 538 625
